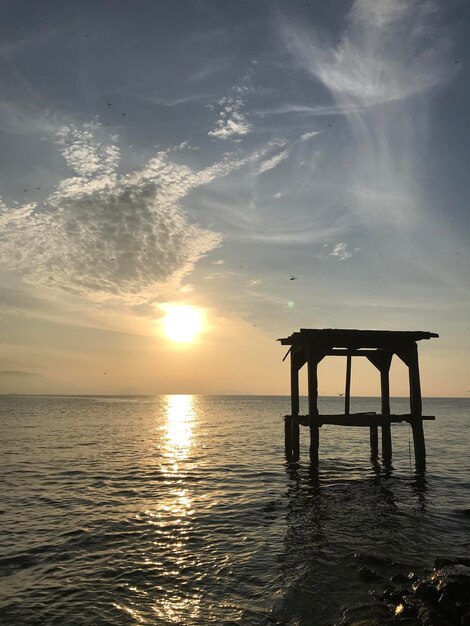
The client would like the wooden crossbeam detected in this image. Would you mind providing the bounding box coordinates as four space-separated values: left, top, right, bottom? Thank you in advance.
286 414 435 427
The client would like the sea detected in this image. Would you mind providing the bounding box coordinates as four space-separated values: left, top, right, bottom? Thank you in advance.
1 395 469 626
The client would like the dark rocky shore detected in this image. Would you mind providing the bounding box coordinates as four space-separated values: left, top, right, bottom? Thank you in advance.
340 557 470 626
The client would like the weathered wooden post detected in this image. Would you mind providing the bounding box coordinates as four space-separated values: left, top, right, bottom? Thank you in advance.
290 349 300 459
307 348 320 466
366 351 392 459
379 353 392 462
398 342 425 470
344 354 352 416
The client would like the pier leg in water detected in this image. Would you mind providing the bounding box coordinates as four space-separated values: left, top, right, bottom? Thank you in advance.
310 425 319 466
381 424 392 463
367 350 392 462
284 415 293 459
398 342 425 471
412 420 426 472
307 349 322 466
370 426 379 458
290 350 301 460
292 418 300 459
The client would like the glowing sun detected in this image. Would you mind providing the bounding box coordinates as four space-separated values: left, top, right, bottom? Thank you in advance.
162 306 204 343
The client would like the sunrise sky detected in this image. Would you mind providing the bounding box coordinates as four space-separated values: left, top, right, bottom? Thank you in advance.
0 0 468 396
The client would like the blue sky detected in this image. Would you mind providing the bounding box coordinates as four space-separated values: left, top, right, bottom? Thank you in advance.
0 0 468 395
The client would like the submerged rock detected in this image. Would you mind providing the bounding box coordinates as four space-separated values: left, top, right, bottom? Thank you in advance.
359 566 383 582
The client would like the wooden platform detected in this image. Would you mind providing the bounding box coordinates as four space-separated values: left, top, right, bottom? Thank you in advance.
279 327 439 470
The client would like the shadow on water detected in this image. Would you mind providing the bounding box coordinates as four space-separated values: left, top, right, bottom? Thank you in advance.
272 456 429 626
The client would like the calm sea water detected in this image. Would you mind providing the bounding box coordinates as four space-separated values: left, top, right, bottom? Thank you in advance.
1 395 469 626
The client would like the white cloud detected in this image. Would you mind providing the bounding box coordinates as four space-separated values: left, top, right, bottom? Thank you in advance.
279 0 452 229
0 125 266 302
258 147 291 174
208 85 252 140
299 131 323 142
280 0 451 107
330 242 352 260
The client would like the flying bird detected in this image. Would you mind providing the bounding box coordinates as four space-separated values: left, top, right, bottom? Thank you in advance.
290 275 298 281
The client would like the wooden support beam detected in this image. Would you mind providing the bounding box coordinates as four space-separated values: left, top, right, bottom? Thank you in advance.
308 357 319 464
310 424 319 466
370 426 378 457
366 350 393 461
290 351 300 418
307 347 326 465
289 413 434 426
284 415 293 459
292 417 300 460
396 343 422 415
396 342 425 469
345 355 352 416
412 420 426 472
290 350 300 460
309 414 402 426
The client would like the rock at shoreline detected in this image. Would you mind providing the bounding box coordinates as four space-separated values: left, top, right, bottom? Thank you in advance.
340 558 470 626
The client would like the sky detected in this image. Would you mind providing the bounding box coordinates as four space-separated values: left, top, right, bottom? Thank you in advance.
0 0 469 397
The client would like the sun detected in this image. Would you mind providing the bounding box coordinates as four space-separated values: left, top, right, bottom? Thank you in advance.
162 305 204 343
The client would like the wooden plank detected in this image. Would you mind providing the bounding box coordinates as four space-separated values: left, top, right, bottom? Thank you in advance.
279 328 438 348
287 414 435 427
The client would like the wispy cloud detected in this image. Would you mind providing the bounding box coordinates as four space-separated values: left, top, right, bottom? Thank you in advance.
0 124 268 302
208 85 252 140
279 0 453 228
280 0 451 108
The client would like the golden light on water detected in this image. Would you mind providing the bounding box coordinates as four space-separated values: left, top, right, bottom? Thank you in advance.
151 394 200 623
162 305 204 343
165 394 195 458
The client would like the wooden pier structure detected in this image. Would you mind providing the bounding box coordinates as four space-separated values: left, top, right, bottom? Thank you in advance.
279 329 438 470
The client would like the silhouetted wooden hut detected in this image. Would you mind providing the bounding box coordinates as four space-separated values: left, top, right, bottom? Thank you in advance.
279 328 438 470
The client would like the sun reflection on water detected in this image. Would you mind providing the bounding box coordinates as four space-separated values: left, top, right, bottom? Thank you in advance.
164 394 195 462
145 394 202 623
